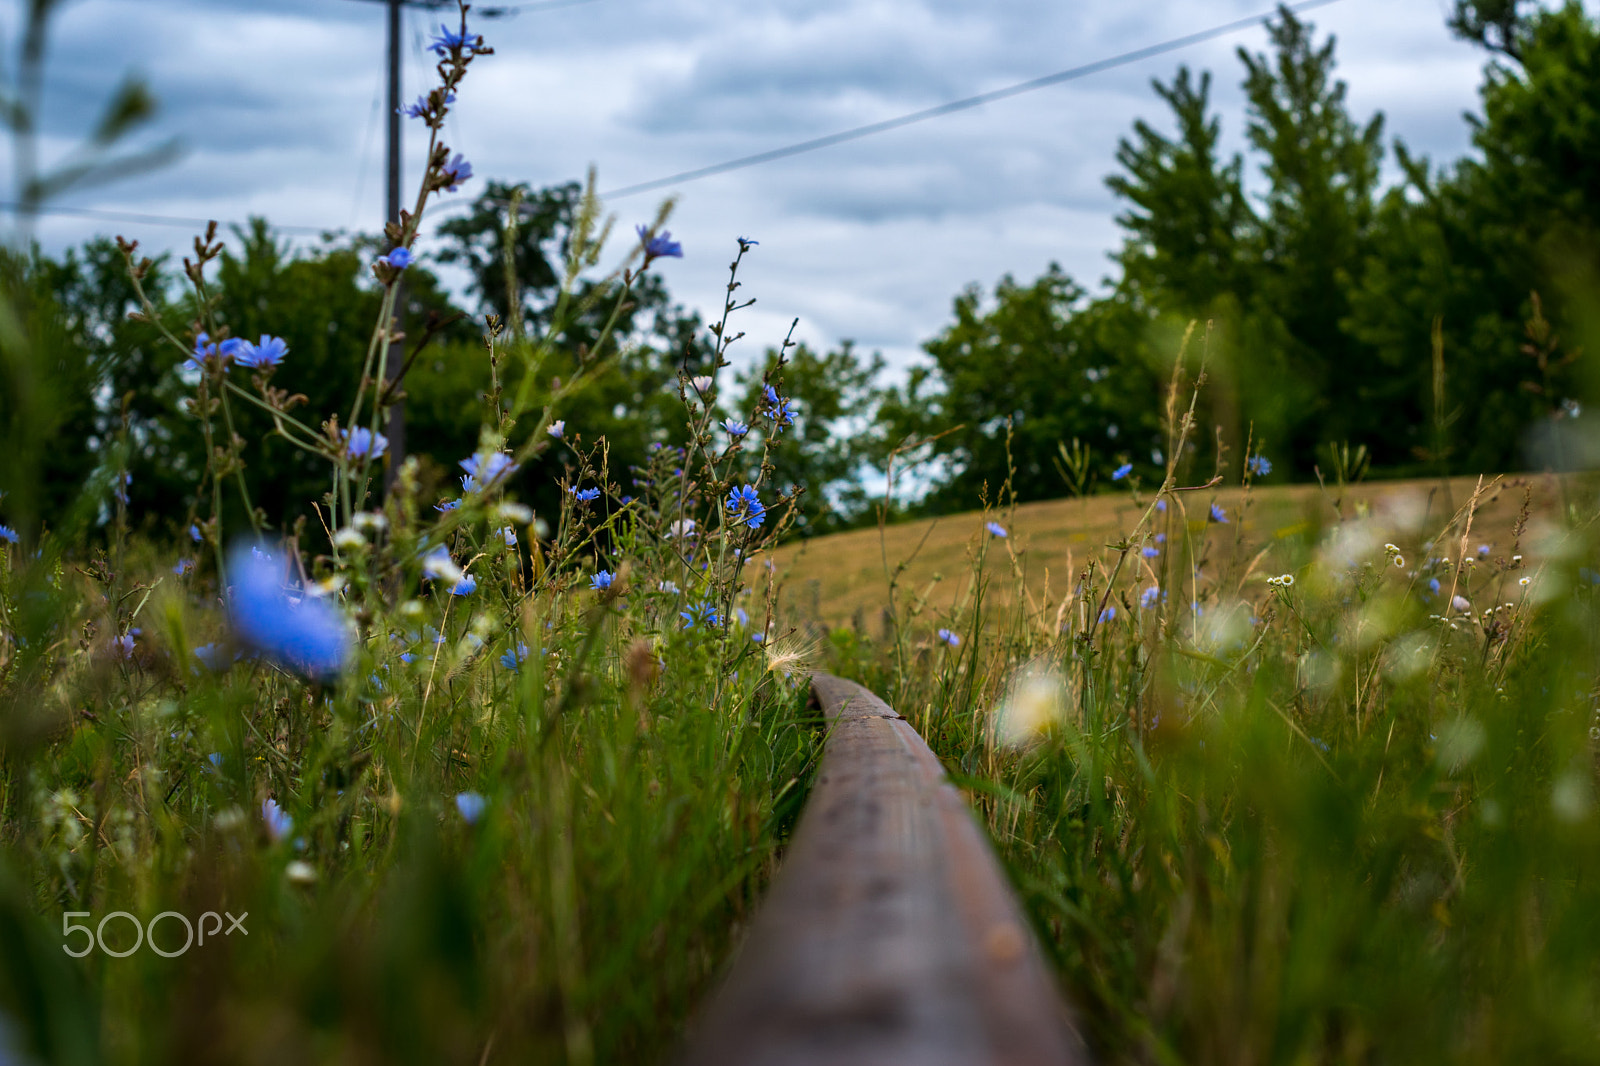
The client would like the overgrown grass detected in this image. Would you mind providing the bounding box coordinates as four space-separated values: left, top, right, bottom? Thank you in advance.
835 453 1600 1062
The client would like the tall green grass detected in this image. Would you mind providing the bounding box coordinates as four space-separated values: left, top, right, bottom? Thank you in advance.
853 457 1600 1062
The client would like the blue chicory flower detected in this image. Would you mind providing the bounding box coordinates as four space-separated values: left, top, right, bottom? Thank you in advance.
1098 606 1117 623
0 525 18 544
761 384 796 428
173 558 194 576
1112 463 1133 481
460 451 517 492
428 23 478 55
234 334 288 369
936 628 961 647
1209 503 1229 524
548 420 565 438
378 247 413 271
342 427 388 461
455 791 486 824
986 521 1007 538
450 574 478 596
725 485 766 529
737 236 759 247
1140 586 1161 609
193 643 230 672
227 542 350 679
262 798 293 842
434 499 462 513
1140 546 1159 558
571 487 600 502
190 523 203 542
1248 455 1272 477
499 643 529 670
723 418 749 437
441 152 473 192
679 602 720 629
590 570 614 591
635 224 683 260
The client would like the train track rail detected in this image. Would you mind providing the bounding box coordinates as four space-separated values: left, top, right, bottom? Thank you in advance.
681 672 1089 1066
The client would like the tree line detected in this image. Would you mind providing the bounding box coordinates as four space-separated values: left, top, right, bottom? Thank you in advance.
4 0 1597 543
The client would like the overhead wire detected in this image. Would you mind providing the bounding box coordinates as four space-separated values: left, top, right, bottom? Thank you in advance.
597 0 1346 200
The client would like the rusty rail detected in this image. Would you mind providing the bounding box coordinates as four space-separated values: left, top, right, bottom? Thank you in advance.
681 673 1089 1066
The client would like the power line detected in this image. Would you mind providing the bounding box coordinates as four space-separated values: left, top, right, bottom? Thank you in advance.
598 0 1345 200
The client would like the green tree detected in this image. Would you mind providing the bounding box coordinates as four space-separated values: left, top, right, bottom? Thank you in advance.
879 266 1164 511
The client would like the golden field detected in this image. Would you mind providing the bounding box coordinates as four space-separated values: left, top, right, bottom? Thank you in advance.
765 474 1581 628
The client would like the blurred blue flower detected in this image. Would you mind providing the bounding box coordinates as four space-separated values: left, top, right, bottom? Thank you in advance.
235 335 288 369
450 574 478 596
1429 577 1442 595
1140 585 1161 609
548 420 565 438
428 23 478 55
680 602 720 629
455 791 486 824
441 152 473 192
262 798 293 842
1140 546 1159 559
227 542 350 679
986 521 1007 538
1112 463 1132 481
590 570 614 591
737 236 759 247
499 526 517 547
206 753 223 771
723 418 749 437
190 523 203 542
1156 499 1167 512
636 224 683 260
193 643 230 672
377 247 413 271
725 485 766 529
1248 455 1272 477
499 643 529 670
0 525 17 544
936 627 961 647
342 427 388 461
1209 503 1229 524
460 451 517 492
571 486 600 502
434 499 462 513
173 558 194 576
113 471 131 505
1099 606 1118 623
112 633 136 660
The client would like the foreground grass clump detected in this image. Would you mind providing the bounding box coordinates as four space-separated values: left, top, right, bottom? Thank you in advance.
843 451 1600 1061
0 535 814 1064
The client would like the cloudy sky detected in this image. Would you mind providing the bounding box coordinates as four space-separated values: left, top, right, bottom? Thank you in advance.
15 0 1525 372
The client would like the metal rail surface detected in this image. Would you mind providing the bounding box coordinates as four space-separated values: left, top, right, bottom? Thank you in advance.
680 672 1089 1066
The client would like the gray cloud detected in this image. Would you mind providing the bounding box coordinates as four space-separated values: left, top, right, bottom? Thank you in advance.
16 0 1510 377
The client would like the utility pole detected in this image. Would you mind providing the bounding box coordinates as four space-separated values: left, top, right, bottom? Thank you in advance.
383 0 407 495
